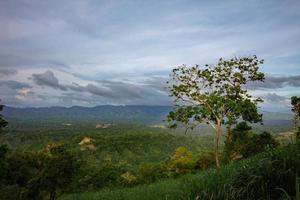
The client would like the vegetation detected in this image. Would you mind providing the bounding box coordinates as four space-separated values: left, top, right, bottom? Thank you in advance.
0 100 8 134
291 96 300 143
0 116 295 200
0 144 79 200
223 121 278 161
167 56 264 167
61 144 300 200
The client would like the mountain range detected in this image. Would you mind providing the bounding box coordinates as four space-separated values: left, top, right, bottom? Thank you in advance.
2 105 293 129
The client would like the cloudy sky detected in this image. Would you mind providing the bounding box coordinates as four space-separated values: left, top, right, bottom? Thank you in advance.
0 0 299 111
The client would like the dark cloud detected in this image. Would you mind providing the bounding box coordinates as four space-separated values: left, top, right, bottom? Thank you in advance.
31 70 168 103
263 93 288 103
32 70 67 90
248 75 300 90
67 80 159 100
72 83 116 99
0 80 31 89
142 76 168 92
0 69 17 76
96 80 148 99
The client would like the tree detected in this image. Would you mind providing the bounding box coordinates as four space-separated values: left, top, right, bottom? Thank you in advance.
224 122 278 160
0 100 8 134
167 147 194 174
167 56 265 168
40 144 79 200
291 96 300 143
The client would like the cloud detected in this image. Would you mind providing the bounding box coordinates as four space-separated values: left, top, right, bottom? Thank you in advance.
68 83 116 99
141 76 168 92
0 80 31 90
0 0 299 78
0 80 35 106
248 75 300 90
0 0 299 109
67 79 166 100
30 70 169 104
0 69 17 76
32 70 67 90
263 93 288 103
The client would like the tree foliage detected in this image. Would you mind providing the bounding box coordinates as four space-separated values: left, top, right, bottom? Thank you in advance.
167 56 265 167
291 96 300 143
0 144 79 200
224 122 278 161
0 101 8 134
167 147 194 174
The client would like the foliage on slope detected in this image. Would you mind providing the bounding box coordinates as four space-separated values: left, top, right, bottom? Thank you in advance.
61 144 300 200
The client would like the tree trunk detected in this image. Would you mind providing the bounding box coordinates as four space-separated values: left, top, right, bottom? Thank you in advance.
227 125 233 143
293 115 299 143
214 121 222 168
50 190 56 200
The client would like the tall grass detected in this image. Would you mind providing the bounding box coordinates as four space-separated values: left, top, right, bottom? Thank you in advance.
61 144 300 200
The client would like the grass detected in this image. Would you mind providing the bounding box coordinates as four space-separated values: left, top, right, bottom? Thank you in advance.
61 144 300 200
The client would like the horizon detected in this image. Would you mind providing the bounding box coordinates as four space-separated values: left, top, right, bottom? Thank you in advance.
3 104 293 114
0 0 300 111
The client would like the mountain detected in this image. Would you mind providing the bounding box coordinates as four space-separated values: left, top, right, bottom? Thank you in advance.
2 105 172 124
2 105 293 129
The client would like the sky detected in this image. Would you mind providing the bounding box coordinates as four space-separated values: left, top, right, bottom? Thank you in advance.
0 0 299 111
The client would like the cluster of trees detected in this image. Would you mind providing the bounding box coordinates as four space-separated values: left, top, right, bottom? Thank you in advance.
0 143 79 200
0 103 77 200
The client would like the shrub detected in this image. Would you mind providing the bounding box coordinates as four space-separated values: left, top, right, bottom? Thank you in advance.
137 163 168 183
120 171 137 186
194 151 215 170
167 147 194 175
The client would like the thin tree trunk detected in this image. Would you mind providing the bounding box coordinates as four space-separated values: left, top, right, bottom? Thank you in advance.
214 121 222 168
294 115 300 144
227 125 233 143
50 190 56 200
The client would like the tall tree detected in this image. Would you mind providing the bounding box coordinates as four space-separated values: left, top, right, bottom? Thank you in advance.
291 96 300 143
167 56 264 167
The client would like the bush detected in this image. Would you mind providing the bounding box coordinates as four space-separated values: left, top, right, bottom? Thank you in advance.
194 151 215 170
137 163 168 183
167 147 194 175
74 158 129 190
230 144 300 199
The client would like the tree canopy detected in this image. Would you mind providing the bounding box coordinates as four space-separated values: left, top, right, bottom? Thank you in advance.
291 96 300 143
0 101 8 134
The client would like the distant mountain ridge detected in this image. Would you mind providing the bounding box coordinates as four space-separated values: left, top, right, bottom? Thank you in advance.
3 105 172 124
3 105 293 127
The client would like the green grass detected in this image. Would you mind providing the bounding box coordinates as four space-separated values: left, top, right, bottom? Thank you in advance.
61 144 300 200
